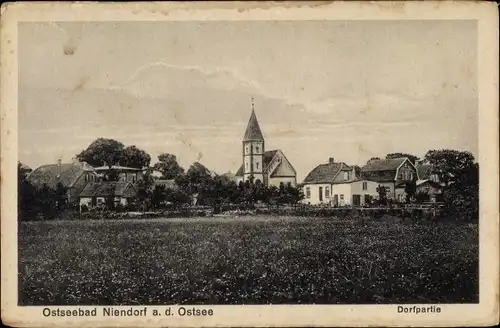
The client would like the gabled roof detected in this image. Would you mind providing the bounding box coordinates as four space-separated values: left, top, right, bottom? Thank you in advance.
234 149 282 177
189 161 217 177
361 158 408 172
154 179 177 190
94 165 142 172
303 162 346 184
416 179 442 188
79 181 137 198
243 109 264 141
416 164 433 180
27 162 95 189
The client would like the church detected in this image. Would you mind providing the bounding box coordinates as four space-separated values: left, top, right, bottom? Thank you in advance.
235 100 297 187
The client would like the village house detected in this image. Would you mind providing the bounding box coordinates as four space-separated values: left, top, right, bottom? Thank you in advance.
415 162 443 202
79 181 138 210
94 165 144 182
360 157 418 202
301 157 379 206
27 160 98 205
235 100 297 187
143 167 163 179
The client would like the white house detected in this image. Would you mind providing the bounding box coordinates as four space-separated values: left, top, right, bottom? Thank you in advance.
301 158 379 206
360 157 418 202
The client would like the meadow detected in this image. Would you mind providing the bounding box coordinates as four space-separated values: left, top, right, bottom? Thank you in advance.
18 216 478 305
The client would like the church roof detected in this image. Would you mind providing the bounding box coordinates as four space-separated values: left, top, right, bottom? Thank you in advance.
243 109 264 141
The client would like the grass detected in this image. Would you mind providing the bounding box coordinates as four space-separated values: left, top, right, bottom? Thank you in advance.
18 216 478 305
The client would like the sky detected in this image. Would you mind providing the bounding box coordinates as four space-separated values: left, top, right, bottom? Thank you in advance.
18 20 478 181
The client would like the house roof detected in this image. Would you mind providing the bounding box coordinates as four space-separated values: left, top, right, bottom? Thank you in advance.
94 165 142 172
235 150 280 177
27 162 95 189
416 179 442 188
190 161 217 177
154 179 177 190
303 162 346 184
243 109 264 141
416 164 433 180
79 181 137 197
361 157 408 172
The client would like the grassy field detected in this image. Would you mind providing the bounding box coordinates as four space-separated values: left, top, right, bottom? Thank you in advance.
18 216 478 305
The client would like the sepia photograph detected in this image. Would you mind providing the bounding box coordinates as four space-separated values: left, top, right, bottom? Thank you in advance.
1 1 498 327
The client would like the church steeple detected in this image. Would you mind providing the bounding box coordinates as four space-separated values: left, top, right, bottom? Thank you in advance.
243 97 264 142
242 97 265 184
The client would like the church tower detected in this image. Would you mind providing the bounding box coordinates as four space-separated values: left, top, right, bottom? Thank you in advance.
242 97 265 183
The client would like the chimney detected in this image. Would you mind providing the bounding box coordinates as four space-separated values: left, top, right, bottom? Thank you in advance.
329 157 335 164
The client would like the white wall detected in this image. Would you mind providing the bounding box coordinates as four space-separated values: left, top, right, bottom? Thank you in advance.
331 183 352 206
80 197 92 207
302 183 331 205
268 177 296 188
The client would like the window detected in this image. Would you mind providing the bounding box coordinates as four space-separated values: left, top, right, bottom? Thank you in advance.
255 146 260 153
340 194 344 200
325 186 330 197
256 162 259 170
245 162 249 170
245 146 249 154
344 172 350 180
306 187 311 198
362 181 367 190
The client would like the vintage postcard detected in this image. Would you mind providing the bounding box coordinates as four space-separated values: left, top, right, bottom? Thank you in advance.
1 1 499 327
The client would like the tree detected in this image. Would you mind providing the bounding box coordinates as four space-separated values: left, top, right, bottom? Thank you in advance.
404 178 417 203
18 162 36 219
151 185 167 209
120 145 151 169
424 149 475 187
76 138 151 169
135 172 154 211
424 150 478 221
76 138 125 167
153 153 185 179
376 185 388 205
442 162 479 221
386 153 419 164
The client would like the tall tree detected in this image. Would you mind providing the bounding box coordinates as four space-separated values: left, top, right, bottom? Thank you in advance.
386 153 419 164
120 145 151 169
424 149 475 186
76 138 125 167
153 153 185 179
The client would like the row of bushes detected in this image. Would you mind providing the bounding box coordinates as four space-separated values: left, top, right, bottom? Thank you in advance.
21 205 447 222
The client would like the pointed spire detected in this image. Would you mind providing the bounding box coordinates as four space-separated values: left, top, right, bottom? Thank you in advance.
243 97 264 142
